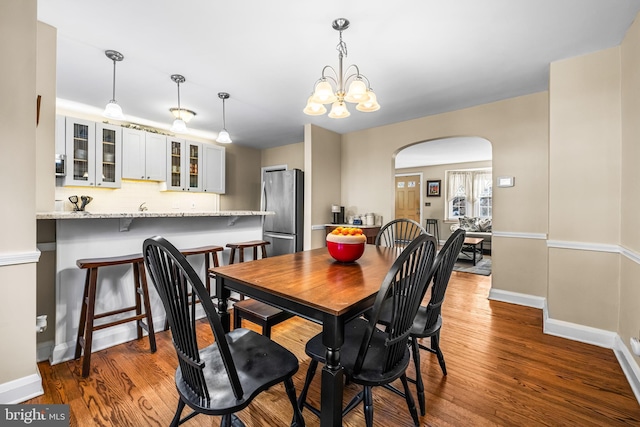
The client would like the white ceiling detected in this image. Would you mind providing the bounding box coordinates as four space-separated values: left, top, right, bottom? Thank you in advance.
37 1 640 150
395 137 492 169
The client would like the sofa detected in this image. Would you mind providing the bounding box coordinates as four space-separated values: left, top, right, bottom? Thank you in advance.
450 216 492 253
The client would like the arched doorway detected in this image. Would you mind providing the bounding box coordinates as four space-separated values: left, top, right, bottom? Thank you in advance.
394 136 492 252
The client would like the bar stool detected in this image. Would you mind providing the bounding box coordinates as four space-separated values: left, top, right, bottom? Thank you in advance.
75 253 157 377
425 218 440 244
163 245 224 331
226 240 293 338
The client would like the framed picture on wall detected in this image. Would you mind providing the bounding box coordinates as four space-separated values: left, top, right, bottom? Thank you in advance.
426 180 441 197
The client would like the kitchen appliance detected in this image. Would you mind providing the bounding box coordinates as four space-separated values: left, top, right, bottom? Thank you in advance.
262 169 304 256
331 204 345 224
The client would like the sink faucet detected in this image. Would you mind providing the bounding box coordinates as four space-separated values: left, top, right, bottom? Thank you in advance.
139 202 148 212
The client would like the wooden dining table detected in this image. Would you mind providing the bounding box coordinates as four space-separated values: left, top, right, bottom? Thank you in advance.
212 244 400 427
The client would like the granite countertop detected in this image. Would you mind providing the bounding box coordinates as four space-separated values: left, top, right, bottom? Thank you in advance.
36 210 274 220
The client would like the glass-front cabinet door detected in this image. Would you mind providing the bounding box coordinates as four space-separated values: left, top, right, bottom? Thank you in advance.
168 137 184 190
187 141 202 191
63 117 122 188
166 138 202 191
95 123 122 188
65 118 96 187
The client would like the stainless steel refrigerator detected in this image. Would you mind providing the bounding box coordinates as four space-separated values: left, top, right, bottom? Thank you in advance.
262 169 304 256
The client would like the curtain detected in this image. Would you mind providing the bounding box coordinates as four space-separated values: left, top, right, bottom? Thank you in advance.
472 171 492 204
447 171 473 202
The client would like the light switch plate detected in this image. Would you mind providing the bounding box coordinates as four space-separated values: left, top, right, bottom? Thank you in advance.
497 176 515 187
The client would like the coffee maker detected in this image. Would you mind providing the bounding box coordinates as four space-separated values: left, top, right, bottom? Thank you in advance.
331 205 345 224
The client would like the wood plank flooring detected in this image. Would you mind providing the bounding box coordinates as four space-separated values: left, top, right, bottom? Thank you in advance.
26 271 640 426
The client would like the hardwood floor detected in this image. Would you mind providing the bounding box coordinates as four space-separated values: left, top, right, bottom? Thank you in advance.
27 271 640 426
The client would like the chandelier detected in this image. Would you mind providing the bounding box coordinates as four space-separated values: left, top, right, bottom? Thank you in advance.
304 18 380 119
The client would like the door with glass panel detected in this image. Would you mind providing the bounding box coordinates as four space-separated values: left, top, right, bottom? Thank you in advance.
65 118 96 187
95 123 122 188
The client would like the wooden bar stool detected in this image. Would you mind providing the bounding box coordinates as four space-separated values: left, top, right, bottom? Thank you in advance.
163 245 224 331
75 253 157 377
226 240 293 338
425 218 440 244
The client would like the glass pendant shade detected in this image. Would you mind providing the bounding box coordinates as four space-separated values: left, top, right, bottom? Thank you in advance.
216 130 232 144
328 101 350 119
171 118 187 133
303 96 328 115
103 101 124 120
312 80 337 104
356 90 381 112
344 79 369 103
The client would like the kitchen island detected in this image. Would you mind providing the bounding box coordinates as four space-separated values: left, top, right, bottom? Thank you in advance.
36 210 272 365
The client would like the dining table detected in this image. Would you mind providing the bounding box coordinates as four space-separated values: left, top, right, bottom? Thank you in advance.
212 244 400 427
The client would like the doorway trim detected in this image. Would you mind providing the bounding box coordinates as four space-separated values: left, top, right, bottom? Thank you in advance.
394 171 424 224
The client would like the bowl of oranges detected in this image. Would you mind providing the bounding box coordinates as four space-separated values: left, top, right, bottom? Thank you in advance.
326 227 367 263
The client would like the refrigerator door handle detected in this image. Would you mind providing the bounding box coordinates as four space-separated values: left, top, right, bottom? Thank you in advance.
264 233 294 240
261 180 266 228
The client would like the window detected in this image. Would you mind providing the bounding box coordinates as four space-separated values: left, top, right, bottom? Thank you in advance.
445 169 492 220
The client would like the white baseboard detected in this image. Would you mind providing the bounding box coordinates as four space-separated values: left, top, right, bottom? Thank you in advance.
487 288 545 309
50 316 169 364
489 288 640 404
0 370 43 404
614 335 640 404
36 340 54 363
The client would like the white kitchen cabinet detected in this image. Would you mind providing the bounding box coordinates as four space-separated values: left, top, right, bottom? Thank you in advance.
122 128 167 181
167 137 202 191
63 117 122 188
203 143 225 194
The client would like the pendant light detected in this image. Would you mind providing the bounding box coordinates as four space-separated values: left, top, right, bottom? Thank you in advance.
304 18 380 118
216 92 232 144
103 50 125 120
170 74 188 133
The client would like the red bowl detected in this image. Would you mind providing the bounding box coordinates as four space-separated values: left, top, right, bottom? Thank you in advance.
327 241 365 263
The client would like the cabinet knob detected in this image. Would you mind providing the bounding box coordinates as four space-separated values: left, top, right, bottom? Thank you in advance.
141 176 145 179
97 183 101 186
146 176 150 179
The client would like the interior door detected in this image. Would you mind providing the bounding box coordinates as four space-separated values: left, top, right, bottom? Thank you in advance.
395 175 421 221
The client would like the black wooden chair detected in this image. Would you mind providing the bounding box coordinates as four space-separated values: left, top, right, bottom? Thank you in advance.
143 236 305 427
375 218 427 249
297 234 437 427
408 228 466 415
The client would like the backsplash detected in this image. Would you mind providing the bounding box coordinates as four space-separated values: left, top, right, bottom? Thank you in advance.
54 180 220 213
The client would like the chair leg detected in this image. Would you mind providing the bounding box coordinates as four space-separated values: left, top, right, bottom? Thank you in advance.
432 331 447 376
363 386 374 427
170 398 186 427
284 377 306 427
233 308 242 330
135 262 157 352
297 359 318 411
411 337 426 416
74 269 91 360
263 323 272 338
81 268 98 377
400 373 420 426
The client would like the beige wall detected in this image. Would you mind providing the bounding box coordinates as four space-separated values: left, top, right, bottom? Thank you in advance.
620 12 640 358
35 22 56 213
261 142 304 170
548 47 622 326
219 143 261 211
341 92 550 299
305 124 342 249
0 0 39 388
